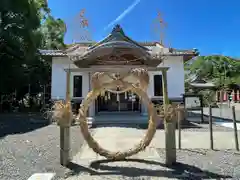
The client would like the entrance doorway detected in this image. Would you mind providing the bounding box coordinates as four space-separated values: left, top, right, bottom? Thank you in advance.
96 91 141 113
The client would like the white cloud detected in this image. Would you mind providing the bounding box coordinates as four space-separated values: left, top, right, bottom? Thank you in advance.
104 0 141 30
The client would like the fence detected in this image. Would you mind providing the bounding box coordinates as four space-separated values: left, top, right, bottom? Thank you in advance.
178 105 239 151
186 105 240 122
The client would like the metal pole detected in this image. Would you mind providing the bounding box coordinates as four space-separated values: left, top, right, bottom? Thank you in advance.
131 92 134 112
209 105 214 150
177 107 182 149
28 84 31 95
43 85 46 107
118 93 121 112
220 90 223 118
232 106 239 151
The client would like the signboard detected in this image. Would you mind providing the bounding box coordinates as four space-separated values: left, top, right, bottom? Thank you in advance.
183 94 203 110
185 96 201 109
183 94 204 123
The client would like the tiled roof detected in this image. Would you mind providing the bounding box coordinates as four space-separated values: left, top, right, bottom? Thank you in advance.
39 49 66 56
189 83 215 88
39 25 198 59
39 44 198 57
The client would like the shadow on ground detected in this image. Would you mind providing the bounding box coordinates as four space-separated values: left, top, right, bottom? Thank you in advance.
65 159 231 179
90 121 202 130
0 113 49 138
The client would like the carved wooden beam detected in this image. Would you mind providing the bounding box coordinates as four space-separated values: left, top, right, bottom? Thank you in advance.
64 67 169 72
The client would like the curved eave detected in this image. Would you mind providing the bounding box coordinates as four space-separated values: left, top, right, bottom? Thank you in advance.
83 41 150 57
73 56 162 68
70 41 152 67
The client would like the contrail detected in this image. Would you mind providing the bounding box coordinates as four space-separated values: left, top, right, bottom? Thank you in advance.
104 0 141 30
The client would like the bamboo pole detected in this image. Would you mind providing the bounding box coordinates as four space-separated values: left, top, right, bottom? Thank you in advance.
232 106 239 151
60 69 71 166
209 105 213 150
162 69 176 165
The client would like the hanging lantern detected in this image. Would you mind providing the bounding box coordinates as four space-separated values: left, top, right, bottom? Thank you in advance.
117 93 120 102
232 90 235 101
128 91 132 100
237 90 240 101
100 90 105 97
108 92 111 100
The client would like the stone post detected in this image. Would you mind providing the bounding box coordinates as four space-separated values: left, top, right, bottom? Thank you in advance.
60 69 71 166
162 69 176 165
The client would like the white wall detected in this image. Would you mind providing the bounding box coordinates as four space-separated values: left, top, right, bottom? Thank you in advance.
51 57 90 100
140 56 185 115
51 56 185 99
51 58 67 100
51 56 185 115
51 57 95 115
147 56 185 98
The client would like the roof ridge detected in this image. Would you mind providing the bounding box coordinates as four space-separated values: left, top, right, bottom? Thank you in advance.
67 41 160 46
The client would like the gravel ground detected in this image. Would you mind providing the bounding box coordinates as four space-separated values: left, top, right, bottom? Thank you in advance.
65 149 240 180
0 114 238 180
156 149 240 179
0 114 88 180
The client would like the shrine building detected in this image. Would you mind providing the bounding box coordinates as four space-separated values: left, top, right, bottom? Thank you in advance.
40 25 198 117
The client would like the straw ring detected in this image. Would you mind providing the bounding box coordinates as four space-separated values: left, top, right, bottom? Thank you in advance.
77 81 158 160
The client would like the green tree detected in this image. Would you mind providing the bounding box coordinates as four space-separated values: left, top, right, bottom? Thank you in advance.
0 0 66 105
185 55 240 90
0 0 41 93
40 16 66 49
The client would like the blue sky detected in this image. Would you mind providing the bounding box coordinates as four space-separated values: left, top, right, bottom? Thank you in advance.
48 0 240 57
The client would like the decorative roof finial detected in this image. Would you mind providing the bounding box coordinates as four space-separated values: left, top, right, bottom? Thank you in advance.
112 24 125 35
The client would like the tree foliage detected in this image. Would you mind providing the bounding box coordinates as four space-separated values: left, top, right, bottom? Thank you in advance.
185 55 240 89
0 0 66 100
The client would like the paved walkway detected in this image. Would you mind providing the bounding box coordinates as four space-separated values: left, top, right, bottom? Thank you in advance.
66 127 240 179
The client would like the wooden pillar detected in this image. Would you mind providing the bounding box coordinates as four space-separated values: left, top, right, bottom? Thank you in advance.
65 69 71 102
60 69 71 166
162 69 176 165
